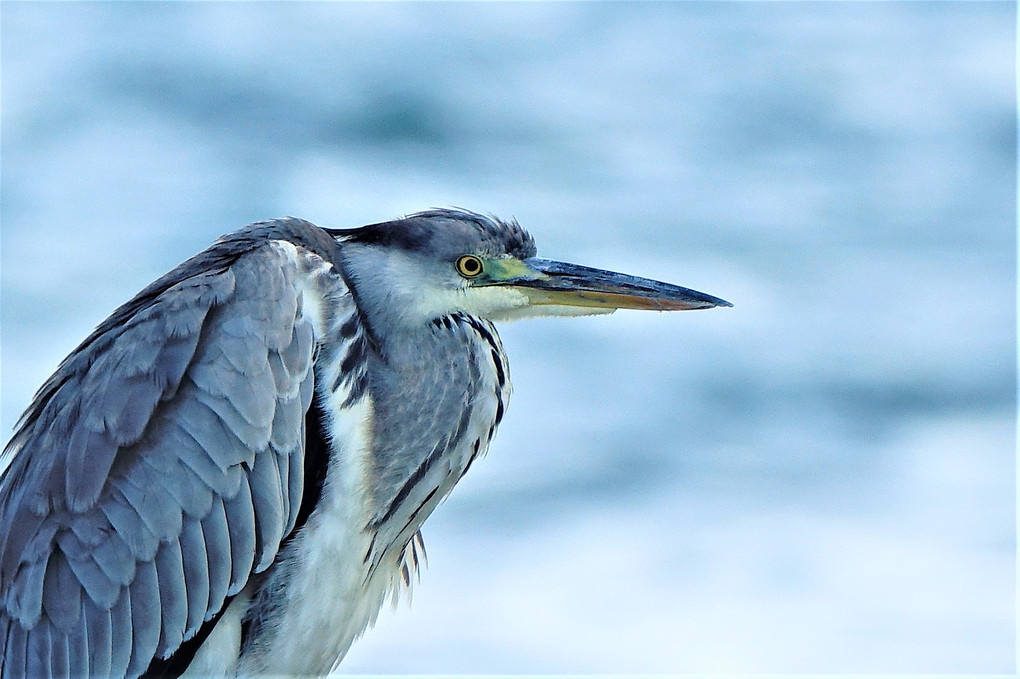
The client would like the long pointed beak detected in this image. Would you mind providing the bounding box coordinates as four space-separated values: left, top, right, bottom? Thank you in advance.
504 257 732 311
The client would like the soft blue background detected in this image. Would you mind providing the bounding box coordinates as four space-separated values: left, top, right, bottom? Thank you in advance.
1 1 1015 673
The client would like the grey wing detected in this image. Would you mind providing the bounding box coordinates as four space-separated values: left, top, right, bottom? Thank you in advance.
0 235 332 678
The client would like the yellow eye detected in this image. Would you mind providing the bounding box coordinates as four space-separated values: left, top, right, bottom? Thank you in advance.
455 255 484 278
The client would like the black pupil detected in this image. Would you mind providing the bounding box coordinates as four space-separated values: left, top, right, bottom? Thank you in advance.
463 258 479 274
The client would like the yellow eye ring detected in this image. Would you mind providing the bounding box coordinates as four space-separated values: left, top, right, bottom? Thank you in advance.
455 255 484 278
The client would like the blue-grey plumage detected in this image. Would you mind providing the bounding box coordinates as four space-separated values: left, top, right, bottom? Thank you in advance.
0 209 729 678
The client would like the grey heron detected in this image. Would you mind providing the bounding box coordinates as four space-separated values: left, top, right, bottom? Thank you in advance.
0 209 730 677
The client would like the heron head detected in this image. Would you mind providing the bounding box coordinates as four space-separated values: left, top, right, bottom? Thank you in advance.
330 208 730 329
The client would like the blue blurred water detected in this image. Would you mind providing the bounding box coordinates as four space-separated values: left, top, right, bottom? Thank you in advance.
1 1 1015 673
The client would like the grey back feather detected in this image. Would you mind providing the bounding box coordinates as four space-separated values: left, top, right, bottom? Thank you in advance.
0 219 344 678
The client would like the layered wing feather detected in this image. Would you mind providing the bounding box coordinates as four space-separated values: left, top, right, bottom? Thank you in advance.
0 221 342 678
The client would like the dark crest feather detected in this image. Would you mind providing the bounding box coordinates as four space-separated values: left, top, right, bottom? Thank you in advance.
325 208 536 260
